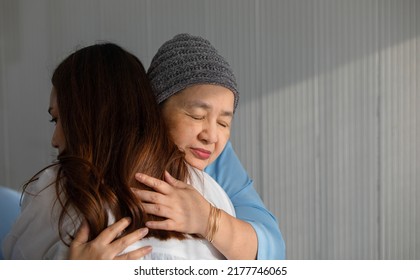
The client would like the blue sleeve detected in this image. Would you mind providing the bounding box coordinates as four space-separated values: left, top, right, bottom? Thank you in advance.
205 141 286 259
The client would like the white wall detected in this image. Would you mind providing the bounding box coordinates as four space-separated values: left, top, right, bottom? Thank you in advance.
0 0 419 259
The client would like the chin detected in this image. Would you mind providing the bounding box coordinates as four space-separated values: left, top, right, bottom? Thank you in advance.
188 161 206 171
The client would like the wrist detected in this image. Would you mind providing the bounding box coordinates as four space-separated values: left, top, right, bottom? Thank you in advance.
198 202 211 236
203 204 221 243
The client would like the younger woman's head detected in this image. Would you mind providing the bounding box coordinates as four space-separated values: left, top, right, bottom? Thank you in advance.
47 43 188 241
51 43 159 162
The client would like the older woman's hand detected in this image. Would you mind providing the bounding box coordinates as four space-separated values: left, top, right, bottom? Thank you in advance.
134 171 258 260
133 171 210 237
69 217 152 260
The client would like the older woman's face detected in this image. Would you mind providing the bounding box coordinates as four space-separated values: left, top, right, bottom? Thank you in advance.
161 84 234 170
49 87 66 154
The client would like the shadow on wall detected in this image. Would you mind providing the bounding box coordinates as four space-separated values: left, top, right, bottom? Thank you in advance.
238 1 420 102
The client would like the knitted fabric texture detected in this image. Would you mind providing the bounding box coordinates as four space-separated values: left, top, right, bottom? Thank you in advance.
147 33 239 110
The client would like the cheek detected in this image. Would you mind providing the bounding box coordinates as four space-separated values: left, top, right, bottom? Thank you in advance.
166 118 198 146
218 128 231 146
51 129 57 146
55 124 66 150
167 125 189 149
211 131 231 162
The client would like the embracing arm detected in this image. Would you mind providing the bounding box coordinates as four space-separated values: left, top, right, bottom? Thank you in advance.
135 171 257 260
205 141 286 260
66 141 284 260
205 204 258 260
69 217 152 260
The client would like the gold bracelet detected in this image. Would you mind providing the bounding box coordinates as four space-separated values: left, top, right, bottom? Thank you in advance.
205 204 221 243
211 207 221 243
205 204 215 241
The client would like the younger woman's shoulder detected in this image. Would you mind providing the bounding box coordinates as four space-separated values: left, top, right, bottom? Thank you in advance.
22 166 59 206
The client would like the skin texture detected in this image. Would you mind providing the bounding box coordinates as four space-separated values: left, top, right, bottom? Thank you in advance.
161 84 234 170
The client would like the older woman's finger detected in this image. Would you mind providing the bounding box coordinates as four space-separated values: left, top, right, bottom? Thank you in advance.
135 173 172 194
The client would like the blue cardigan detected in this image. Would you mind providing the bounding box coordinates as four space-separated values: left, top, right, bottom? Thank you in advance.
205 141 285 259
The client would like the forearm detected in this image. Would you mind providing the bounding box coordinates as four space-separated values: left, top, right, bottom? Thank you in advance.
234 200 285 259
227 177 285 259
207 210 258 260
206 141 285 259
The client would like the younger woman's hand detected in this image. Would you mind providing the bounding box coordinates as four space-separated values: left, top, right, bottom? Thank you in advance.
69 217 152 260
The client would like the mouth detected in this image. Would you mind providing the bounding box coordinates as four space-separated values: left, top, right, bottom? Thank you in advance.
190 147 212 160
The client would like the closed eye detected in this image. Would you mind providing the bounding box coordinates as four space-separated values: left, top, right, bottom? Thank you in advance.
49 117 57 124
218 122 229 128
188 114 205 120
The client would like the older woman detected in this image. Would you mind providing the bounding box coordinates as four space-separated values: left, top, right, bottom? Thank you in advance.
70 34 285 260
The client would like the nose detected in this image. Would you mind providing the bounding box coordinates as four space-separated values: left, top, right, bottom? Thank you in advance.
51 138 58 149
198 120 218 144
51 131 59 149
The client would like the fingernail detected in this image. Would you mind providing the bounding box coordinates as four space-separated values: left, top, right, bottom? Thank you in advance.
131 187 139 193
139 227 149 237
142 246 153 254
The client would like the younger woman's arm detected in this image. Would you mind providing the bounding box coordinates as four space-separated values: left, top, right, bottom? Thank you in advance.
69 217 152 260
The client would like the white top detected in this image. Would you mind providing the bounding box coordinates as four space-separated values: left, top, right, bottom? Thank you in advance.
2 166 235 260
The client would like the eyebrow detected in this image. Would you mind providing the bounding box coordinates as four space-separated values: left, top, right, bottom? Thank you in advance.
48 107 52 114
184 100 233 117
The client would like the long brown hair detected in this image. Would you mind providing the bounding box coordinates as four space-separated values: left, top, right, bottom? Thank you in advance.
26 43 189 243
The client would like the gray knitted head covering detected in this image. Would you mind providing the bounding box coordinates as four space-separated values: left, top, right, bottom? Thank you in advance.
147 33 239 111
